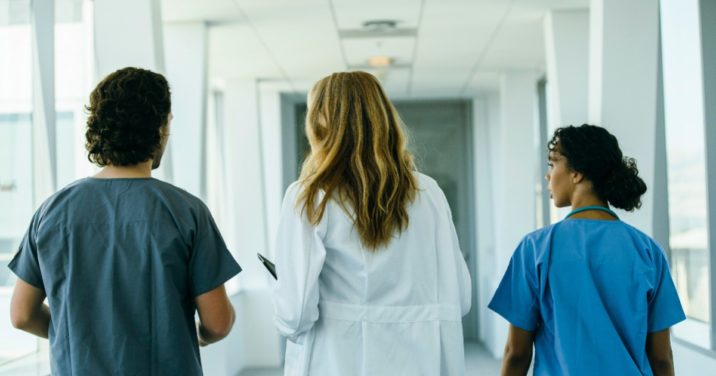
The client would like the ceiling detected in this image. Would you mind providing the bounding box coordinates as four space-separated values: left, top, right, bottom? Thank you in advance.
161 0 589 98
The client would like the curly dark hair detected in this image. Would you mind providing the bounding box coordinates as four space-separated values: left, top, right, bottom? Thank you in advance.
85 67 171 167
548 124 647 211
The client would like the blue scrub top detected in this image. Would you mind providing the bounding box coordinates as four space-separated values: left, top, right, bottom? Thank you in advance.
9 178 241 375
489 219 685 376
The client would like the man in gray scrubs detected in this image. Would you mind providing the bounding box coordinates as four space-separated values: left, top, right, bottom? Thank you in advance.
8 67 241 375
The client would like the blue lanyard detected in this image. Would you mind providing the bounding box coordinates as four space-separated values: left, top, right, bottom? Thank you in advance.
564 205 619 220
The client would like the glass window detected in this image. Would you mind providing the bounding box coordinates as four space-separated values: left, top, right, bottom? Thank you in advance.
0 0 38 364
56 0 94 187
661 0 711 346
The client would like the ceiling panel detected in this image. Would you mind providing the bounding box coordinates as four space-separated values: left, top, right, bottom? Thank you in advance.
481 14 545 71
332 1 421 29
231 3 345 84
518 0 589 10
209 24 281 80
409 0 510 96
192 0 591 96
161 0 239 23
465 71 502 93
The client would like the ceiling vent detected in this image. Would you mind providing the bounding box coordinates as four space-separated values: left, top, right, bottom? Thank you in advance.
339 19 416 39
362 19 398 31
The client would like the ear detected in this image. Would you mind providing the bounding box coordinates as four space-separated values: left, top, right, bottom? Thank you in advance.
571 170 585 184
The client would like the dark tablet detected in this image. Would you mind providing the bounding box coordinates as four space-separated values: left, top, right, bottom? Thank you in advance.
257 252 277 280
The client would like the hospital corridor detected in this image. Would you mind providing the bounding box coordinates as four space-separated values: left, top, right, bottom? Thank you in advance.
1 0 716 375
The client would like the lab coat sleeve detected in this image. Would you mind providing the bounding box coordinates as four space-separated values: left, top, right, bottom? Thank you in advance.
272 182 327 343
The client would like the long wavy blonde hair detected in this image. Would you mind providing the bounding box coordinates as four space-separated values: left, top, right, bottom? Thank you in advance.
297 71 418 250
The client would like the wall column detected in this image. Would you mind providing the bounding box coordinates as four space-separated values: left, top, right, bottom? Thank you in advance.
589 0 659 232
482 72 539 357
164 22 208 198
31 0 56 203
698 0 716 350
544 9 589 129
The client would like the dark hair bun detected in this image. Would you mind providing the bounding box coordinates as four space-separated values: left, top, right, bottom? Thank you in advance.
548 124 647 212
598 157 647 212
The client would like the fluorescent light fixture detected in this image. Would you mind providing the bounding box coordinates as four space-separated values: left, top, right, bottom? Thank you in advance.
368 56 393 68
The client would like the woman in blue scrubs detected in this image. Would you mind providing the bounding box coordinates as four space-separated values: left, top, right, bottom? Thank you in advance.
489 124 685 376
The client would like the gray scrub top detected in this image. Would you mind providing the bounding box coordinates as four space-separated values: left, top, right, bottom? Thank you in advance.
8 177 241 375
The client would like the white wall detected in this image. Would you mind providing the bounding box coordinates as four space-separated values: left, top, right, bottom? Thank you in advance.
93 0 164 77
201 291 283 375
201 80 285 373
673 341 716 374
478 72 540 358
220 80 269 290
164 22 208 198
474 94 498 355
258 83 291 260
544 9 589 129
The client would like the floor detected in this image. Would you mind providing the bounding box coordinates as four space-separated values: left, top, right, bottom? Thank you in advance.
0 341 503 376
239 341 502 376
0 352 50 376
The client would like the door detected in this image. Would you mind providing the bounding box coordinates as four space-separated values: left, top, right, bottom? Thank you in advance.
394 100 478 340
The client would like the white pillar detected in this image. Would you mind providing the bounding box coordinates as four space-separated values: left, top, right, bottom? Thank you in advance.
589 0 659 233
31 0 56 203
164 22 208 198
483 72 539 357
473 94 497 353
544 9 589 129
93 0 165 77
222 80 269 288
496 72 538 271
699 0 716 349
205 80 282 372
258 82 292 260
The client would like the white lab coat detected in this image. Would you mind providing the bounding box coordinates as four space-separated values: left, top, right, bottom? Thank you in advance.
272 172 472 376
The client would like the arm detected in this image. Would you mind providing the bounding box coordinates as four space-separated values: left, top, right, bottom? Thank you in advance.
443 191 472 316
272 183 326 342
501 324 535 376
646 329 675 376
10 278 50 339
195 285 235 346
434 182 472 316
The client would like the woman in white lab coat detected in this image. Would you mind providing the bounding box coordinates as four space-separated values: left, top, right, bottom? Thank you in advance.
272 71 472 376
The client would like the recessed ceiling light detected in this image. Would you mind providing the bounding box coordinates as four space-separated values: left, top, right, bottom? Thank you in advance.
367 56 393 68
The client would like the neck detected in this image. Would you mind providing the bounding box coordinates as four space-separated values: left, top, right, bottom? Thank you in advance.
94 161 153 179
568 192 616 220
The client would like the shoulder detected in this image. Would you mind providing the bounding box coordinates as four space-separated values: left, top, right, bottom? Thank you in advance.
153 179 207 208
514 224 560 260
603 220 663 253
523 223 557 244
283 180 327 205
412 171 445 203
284 180 303 199
618 221 669 262
618 221 656 242
34 178 92 220
413 171 440 191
